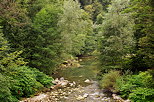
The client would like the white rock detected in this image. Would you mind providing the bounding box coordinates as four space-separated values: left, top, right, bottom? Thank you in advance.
112 94 122 100
60 81 68 86
124 99 131 102
52 78 59 84
79 59 82 61
64 96 68 99
76 95 85 100
73 81 76 85
90 92 99 96
84 79 91 83
69 83 74 87
30 94 47 101
53 78 60 84
60 77 64 81
83 93 89 98
79 75 83 77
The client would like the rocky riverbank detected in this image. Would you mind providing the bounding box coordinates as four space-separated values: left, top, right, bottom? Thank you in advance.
20 78 130 102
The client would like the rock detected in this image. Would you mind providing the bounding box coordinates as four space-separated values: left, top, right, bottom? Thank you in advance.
83 93 89 98
63 61 68 64
112 94 122 100
50 84 61 90
30 94 47 101
67 63 71 66
61 64 67 68
76 95 85 100
76 63 80 67
79 59 82 61
73 81 76 85
64 96 68 99
84 79 91 83
52 78 59 84
124 99 131 102
95 95 100 98
90 92 99 96
69 83 74 87
79 75 83 77
55 78 60 83
60 77 64 81
101 97 111 101
60 80 69 87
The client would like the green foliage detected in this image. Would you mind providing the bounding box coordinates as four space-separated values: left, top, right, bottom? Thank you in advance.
84 1 103 21
0 31 53 101
0 73 18 102
30 68 53 87
9 66 43 98
58 0 93 57
129 87 154 102
127 0 154 69
31 3 62 74
8 66 53 98
0 65 53 101
0 51 27 69
99 0 135 72
116 71 154 101
100 70 120 91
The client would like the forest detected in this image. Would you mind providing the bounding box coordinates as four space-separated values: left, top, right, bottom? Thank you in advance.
0 0 154 102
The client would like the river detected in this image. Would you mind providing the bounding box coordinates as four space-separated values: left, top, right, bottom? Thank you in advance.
20 56 118 102
53 56 99 86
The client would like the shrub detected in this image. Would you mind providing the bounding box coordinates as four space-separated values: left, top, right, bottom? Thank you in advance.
30 68 54 87
1 66 54 101
100 70 121 91
129 87 154 102
116 75 135 98
0 73 18 102
8 66 44 98
116 71 154 101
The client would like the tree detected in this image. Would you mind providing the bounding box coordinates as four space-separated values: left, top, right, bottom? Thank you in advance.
84 1 103 21
99 0 135 72
128 0 154 69
99 0 111 11
58 0 93 58
31 4 62 74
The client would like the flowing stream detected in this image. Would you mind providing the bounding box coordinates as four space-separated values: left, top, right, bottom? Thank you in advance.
50 56 115 102
53 56 99 86
21 56 118 102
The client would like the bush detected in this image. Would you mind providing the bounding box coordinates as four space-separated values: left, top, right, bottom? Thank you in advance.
0 33 54 101
0 66 54 101
9 66 43 98
116 71 154 101
100 70 121 91
0 73 18 102
30 68 54 87
129 87 154 102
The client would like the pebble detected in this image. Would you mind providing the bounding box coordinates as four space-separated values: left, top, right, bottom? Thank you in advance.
76 95 85 100
84 79 91 83
83 93 89 98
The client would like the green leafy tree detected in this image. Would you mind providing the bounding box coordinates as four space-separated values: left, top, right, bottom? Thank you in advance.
58 0 93 58
99 0 135 72
128 0 154 69
32 4 62 74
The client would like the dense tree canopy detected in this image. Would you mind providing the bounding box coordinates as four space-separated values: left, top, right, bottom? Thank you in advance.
0 0 153 101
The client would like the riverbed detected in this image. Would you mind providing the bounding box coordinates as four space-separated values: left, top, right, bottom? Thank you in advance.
20 56 122 102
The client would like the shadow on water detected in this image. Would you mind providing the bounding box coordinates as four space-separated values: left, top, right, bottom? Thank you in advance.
53 56 99 86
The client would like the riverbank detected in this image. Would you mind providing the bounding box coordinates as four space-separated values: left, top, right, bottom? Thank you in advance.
20 56 129 102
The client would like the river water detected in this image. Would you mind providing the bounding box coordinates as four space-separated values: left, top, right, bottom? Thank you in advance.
53 56 99 86
51 56 116 102
20 56 117 102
